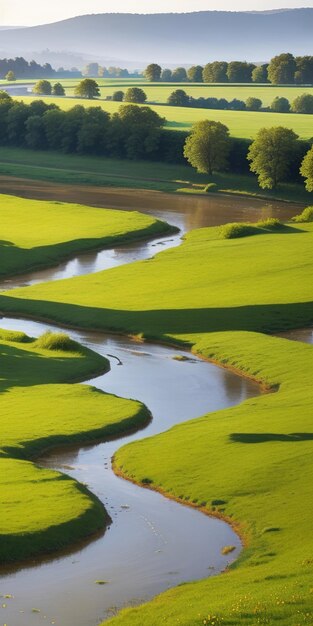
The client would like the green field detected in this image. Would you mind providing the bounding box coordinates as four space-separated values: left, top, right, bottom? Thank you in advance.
0 327 149 562
0 193 171 277
107 330 313 626
2 218 312 336
1 210 312 622
12 93 313 139
0 147 312 203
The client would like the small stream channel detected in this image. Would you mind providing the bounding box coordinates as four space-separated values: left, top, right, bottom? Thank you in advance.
0 195 307 626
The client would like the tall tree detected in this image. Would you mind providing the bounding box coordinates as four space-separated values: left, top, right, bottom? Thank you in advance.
251 64 268 83
172 67 188 82
267 53 296 84
227 62 255 83
144 64 162 81
203 62 228 83
187 66 203 83
295 56 313 84
74 79 100 99
248 126 299 188
184 120 231 174
82 63 99 77
246 97 262 111
292 93 313 114
161 68 172 81
270 97 291 113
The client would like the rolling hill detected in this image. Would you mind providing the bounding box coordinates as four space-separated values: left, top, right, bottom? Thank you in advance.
1 9 313 67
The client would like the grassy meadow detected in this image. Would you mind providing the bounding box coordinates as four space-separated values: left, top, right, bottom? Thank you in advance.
1 217 312 336
12 92 313 139
0 193 171 277
0 327 149 561
0 207 312 622
106 330 313 626
0 147 312 204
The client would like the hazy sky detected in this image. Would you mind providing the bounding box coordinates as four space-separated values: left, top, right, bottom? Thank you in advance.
1 0 313 26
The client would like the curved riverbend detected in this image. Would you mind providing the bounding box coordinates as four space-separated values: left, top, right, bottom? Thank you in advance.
0 197 298 625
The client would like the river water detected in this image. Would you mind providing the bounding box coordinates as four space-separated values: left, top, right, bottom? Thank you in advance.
0 193 305 626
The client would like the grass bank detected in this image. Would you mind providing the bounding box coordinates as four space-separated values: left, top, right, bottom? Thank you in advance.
1 219 312 337
0 193 172 278
105 330 313 626
0 327 150 562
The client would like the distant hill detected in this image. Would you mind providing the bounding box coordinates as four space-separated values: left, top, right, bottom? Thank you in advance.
1 9 313 67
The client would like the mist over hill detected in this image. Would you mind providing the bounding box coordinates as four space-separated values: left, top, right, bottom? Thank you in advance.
1 9 312 68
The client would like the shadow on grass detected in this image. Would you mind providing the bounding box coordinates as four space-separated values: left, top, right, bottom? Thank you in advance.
0 297 312 337
230 432 313 444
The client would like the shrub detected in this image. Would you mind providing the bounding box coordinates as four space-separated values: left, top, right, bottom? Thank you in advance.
219 223 256 239
0 329 30 343
255 218 282 229
292 206 313 222
204 183 218 192
34 331 81 352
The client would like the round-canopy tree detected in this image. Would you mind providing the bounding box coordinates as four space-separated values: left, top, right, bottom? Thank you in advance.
167 89 190 107
5 70 16 82
52 82 65 96
74 79 100 99
292 93 313 114
187 65 203 83
112 90 124 101
246 97 262 111
161 68 172 81
251 64 268 83
124 87 147 103
184 120 231 175
271 96 291 113
248 126 299 189
300 146 313 192
144 63 162 81
33 80 52 96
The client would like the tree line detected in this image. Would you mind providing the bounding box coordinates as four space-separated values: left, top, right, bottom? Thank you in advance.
0 90 312 190
144 54 313 84
184 120 313 191
167 90 313 114
0 57 56 80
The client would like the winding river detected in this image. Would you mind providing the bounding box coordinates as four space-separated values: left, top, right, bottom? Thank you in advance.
0 193 308 626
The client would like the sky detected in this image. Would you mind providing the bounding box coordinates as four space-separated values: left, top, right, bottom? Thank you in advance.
0 0 313 26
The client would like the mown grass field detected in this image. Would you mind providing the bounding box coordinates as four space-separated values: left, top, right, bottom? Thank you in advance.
12 93 313 139
2 218 312 336
0 327 149 562
0 193 171 277
0 147 311 203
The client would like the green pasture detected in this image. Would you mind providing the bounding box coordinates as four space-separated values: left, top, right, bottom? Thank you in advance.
12 94 313 139
2 218 312 337
0 327 149 561
106 330 313 626
1 208 312 622
0 147 312 203
0 193 170 277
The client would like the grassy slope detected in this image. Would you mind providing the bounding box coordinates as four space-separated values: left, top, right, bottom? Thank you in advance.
106 331 313 626
0 193 171 277
12 94 313 139
1 221 312 336
0 147 312 203
0 328 149 562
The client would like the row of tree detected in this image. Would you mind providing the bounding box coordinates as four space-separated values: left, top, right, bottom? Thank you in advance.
184 121 313 190
144 54 313 84
82 63 140 78
0 91 165 160
167 90 313 114
0 57 55 79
